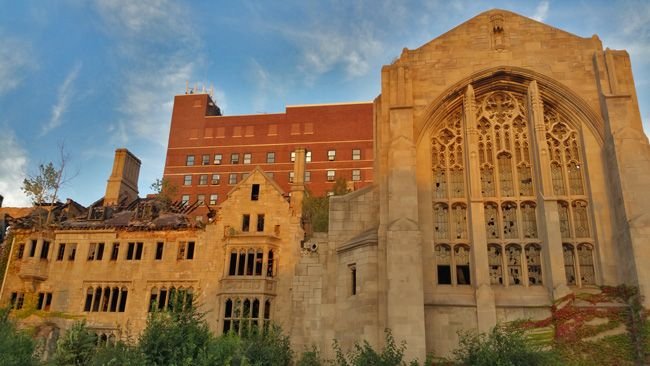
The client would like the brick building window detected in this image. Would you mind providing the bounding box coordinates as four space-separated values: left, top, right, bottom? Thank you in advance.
183 175 192 186
327 170 335 181
349 264 357 295
304 171 311 182
199 174 208 185
306 151 312 162
181 195 190 205
214 154 222 165
352 169 361 181
288 172 294 183
266 152 275 163
202 154 210 165
211 174 220 185
290 151 296 162
352 149 361 160
231 153 239 164
197 194 205 205
209 194 218 205
243 153 252 164
229 174 237 185
186 155 195 166
327 150 336 161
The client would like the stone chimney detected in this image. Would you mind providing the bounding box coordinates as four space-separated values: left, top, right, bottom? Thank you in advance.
290 147 306 216
104 149 141 206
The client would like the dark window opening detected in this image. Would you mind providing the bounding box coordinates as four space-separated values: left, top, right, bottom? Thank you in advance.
238 253 246 275
257 214 265 232
96 243 104 260
92 287 102 312
251 184 260 201
255 251 263 276
457 265 471 285
40 241 50 259
187 242 195 259
29 240 37 257
135 242 143 260
242 214 250 232
127 242 135 260
267 251 274 277
111 243 119 260
437 265 452 285
246 252 255 275
110 288 119 312
17 243 25 259
158 289 167 310
118 288 128 312
155 242 164 260
56 244 65 261
37 293 44 310
84 289 93 312
229 252 237 275
68 244 76 261
351 267 357 295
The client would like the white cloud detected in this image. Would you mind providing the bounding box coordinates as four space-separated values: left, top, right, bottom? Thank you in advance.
531 1 550 22
41 62 82 137
0 33 33 95
0 127 30 206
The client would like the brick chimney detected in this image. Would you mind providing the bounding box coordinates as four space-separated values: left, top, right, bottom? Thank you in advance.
104 149 141 206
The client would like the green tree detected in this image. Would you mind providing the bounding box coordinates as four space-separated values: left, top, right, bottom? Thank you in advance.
88 341 144 366
51 321 97 366
0 307 39 366
149 178 178 208
333 329 410 366
241 325 293 366
302 178 351 234
138 305 212 365
452 325 560 366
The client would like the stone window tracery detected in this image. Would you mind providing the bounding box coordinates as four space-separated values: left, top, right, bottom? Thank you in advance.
525 244 542 285
562 243 595 286
227 248 273 277
436 244 471 286
506 244 523 285
222 297 272 334
83 285 128 313
488 244 503 285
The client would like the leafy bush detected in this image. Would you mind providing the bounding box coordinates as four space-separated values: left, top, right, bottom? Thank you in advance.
51 321 97 366
88 341 144 366
452 325 560 366
241 325 293 366
333 329 412 366
0 307 39 366
297 346 323 366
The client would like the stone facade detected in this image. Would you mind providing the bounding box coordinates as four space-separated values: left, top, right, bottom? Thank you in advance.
1 9 650 362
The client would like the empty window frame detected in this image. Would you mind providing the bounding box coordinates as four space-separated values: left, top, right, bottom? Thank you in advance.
257 214 265 232
37 292 53 311
186 155 195 166
352 149 361 160
327 150 336 161
435 244 471 285
266 152 275 163
251 184 260 201
84 286 128 313
155 242 164 260
149 286 194 312
10 292 25 310
56 243 65 261
350 264 357 295
183 175 192 186
242 214 250 232
126 242 143 260
199 174 208 185
243 153 252 164
29 239 37 257
40 240 50 259
16 243 25 259
231 153 240 164
177 241 195 260
110 243 119 261
68 243 77 261
88 243 105 261
327 170 335 181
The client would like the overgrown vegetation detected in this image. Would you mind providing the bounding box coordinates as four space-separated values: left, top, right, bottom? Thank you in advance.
150 177 178 208
0 307 40 366
302 178 350 234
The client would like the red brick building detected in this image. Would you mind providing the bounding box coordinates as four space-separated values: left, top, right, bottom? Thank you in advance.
163 93 374 220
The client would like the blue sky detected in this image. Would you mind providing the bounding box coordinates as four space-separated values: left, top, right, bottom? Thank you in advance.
1 0 648 207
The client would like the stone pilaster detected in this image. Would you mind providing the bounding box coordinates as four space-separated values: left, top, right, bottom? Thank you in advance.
462 85 497 332
527 80 570 300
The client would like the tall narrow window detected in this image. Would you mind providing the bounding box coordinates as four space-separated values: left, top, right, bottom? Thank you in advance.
497 153 514 196
127 242 135 260
223 299 233 333
352 169 361 181
526 244 542 285
229 251 238 275
256 214 265 232
558 201 571 238
229 174 237 185
577 244 595 285
118 287 128 312
484 203 499 239
96 243 104 260
135 242 143 260
455 245 471 285
563 244 576 285
350 265 357 295
255 250 263 275
251 184 260 201
242 214 250 232
435 244 452 285
506 245 522 285
56 243 65 261
84 288 93 312
246 250 255 276
267 251 274 277
502 202 518 239
521 202 537 238
488 245 503 285
29 239 37 257
155 242 164 260
40 241 50 259
110 243 119 261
